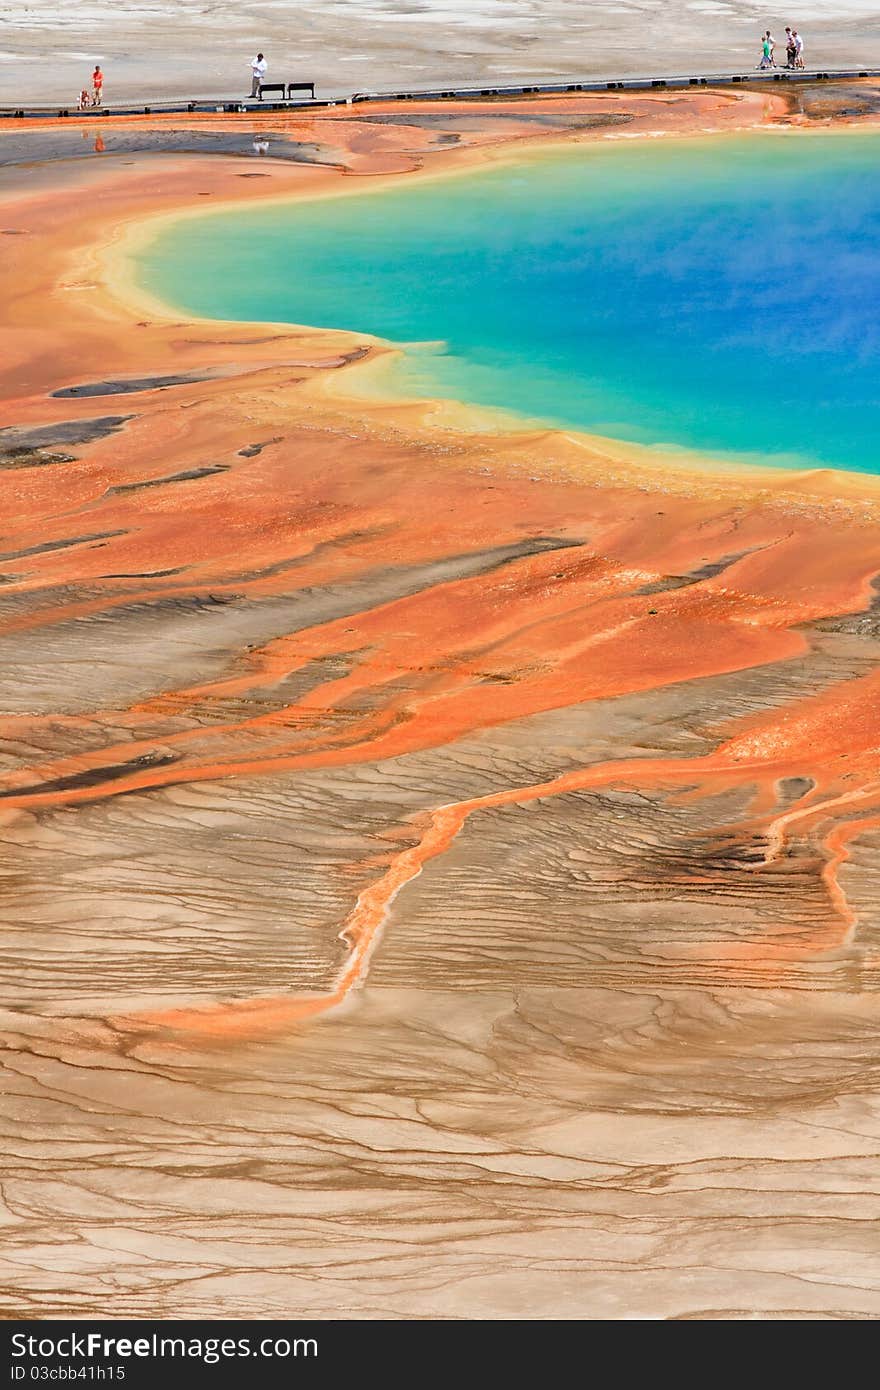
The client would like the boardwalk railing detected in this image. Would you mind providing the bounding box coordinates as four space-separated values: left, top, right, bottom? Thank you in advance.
1 68 878 120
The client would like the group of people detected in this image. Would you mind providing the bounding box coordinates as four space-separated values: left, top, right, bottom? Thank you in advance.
758 26 806 69
77 64 104 108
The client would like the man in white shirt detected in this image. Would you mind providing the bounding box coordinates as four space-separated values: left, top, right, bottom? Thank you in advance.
250 53 267 98
794 31 805 68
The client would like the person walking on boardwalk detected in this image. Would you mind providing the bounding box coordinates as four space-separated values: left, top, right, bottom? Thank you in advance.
757 32 773 69
250 52 267 98
794 30 805 68
766 29 778 66
91 64 104 105
785 26 797 68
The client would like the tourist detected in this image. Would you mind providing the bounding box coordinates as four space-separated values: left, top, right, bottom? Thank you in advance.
794 30 805 68
757 32 773 69
785 26 797 68
92 64 103 105
78 87 91 111
250 52 267 99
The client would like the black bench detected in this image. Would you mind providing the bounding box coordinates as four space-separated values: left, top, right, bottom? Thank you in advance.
257 81 315 101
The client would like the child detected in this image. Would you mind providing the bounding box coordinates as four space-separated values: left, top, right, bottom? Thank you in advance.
78 88 91 110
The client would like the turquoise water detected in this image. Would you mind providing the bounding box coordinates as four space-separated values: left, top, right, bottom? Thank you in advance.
140 132 880 473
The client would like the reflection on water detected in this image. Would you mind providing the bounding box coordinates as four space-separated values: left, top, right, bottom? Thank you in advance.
0 127 325 165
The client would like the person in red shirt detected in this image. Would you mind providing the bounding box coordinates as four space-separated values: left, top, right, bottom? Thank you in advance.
92 65 104 105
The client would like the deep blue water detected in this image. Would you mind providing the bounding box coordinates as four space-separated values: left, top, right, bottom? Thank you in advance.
140 132 880 473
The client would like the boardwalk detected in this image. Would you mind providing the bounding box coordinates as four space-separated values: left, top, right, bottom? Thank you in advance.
2 68 880 119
